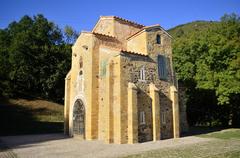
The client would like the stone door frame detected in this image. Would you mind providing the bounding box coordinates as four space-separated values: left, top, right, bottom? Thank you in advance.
72 99 85 139
70 94 87 138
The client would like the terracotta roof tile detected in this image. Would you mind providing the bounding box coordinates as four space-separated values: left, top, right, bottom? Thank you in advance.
92 32 116 38
113 16 145 28
120 49 148 57
126 24 172 40
100 16 145 28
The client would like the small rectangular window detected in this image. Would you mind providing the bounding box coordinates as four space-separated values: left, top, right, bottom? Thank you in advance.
158 55 168 80
162 112 166 124
156 35 161 44
139 66 146 81
140 111 146 125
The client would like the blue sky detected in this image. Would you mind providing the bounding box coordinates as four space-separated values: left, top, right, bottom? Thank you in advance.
1 0 239 32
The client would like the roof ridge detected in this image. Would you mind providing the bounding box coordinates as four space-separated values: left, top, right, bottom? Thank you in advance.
100 16 145 28
120 49 148 56
126 24 172 40
92 32 116 38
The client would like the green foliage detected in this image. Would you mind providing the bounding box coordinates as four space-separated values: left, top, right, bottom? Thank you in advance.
0 14 72 103
64 25 78 44
221 13 240 23
169 13 240 127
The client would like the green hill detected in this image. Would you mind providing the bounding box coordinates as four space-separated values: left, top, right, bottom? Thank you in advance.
168 20 219 39
167 14 240 127
0 98 64 136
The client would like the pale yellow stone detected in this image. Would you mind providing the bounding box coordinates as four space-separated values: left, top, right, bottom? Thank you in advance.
105 61 114 143
127 82 138 144
170 85 180 138
127 31 147 55
149 83 161 141
64 71 71 135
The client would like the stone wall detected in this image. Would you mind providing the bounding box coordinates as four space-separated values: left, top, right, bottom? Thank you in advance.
127 31 147 54
93 18 114 36
98 46 121 140
114 19 141 48
68 32 101 140
120 51 174 142
137 89 153 142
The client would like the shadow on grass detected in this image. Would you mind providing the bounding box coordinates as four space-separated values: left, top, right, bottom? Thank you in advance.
181 126 228 137
0 98 63 136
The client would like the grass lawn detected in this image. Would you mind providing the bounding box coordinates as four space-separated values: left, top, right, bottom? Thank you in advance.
123 129 240 158
0 98 64 136
198 128 240 140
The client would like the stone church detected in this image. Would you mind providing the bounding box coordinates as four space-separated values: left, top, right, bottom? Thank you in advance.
64 16 188 144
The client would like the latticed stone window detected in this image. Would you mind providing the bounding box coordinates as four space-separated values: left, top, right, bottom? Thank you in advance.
158 55 168 80
140 111 146 125
139 66 146 81
78 53 84 92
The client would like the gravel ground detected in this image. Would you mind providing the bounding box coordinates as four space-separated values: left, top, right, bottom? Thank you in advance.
0 133 213 158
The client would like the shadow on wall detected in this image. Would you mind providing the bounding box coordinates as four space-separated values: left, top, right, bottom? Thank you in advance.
0 98 64 136
159 92 173 140
137 89 153 143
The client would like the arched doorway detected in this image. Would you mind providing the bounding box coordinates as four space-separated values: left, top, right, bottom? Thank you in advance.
73 99 85 139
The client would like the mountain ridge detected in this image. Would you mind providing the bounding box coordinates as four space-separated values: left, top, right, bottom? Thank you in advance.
167 20 219 38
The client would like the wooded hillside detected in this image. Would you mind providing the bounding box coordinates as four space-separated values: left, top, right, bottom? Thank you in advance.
168 13 240 127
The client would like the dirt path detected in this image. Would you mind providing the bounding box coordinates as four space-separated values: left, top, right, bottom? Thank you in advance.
0 133 213 158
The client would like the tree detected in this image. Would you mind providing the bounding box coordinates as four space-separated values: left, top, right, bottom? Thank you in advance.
172 13 240 127
64 25 78 44
221 13 240 23
0 14 71 103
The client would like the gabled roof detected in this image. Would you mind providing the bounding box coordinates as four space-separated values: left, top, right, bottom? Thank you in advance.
100 16 145 28
92 16 144 32
126 24 172 40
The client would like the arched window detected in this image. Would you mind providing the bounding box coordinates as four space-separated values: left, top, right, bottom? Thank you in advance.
79 70 83 76
156 34 161 44
79 56 83 68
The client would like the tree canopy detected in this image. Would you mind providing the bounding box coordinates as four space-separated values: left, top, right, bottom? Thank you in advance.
0 14 77 103
169 13 240 126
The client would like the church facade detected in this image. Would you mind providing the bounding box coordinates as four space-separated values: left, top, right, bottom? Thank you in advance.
64 16 187 144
